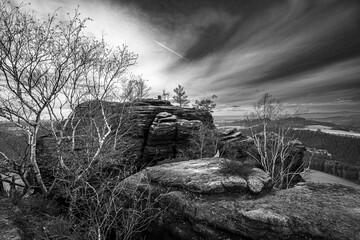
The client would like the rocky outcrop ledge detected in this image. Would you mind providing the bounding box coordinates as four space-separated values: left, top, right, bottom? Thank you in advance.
123 158 360 240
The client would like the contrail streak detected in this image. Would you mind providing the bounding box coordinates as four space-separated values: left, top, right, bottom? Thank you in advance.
154 40 189 61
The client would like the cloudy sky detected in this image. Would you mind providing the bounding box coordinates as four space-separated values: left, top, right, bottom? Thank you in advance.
12 0 360 116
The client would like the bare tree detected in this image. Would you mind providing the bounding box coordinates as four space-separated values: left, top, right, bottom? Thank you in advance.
246 93 306 188
42 26 143 240
46 37 136 172
133 75 151 100
247 93 283 164
121 74 151 102
0 3 100 192
0 3 167 240
0 1 138 193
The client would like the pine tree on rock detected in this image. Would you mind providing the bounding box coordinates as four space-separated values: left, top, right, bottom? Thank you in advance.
172 85 190 107
193 95 217 112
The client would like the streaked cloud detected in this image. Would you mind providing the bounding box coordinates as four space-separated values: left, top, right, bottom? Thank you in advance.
10 0 360 115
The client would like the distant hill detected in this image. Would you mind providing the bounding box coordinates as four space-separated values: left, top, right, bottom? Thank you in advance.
217 117 351 131
303 111 360 132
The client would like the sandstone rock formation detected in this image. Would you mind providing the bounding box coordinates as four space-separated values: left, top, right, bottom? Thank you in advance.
37 99 213 167
38 99 307 176
123 158 360 240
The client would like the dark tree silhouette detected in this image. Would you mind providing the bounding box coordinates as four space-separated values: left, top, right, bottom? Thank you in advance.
193 95 217 112
172 85 190 107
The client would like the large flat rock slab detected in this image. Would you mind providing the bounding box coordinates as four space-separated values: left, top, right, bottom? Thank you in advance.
144 158 272 194
122 158 360 240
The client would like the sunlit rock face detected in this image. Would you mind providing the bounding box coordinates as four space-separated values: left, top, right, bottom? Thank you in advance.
122 158 360 240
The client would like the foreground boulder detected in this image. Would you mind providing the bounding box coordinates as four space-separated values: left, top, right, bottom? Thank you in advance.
123 158 360 240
